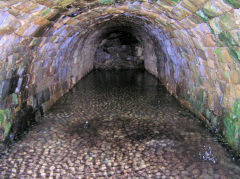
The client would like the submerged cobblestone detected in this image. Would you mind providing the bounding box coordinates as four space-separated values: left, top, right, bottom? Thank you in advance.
0 70 240 178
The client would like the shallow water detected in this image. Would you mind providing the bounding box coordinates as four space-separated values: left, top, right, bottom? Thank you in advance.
0 70 240 178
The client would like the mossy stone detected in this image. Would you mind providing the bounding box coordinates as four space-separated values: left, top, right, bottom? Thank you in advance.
0 110 6 125
4 122 11 137
42 8 51 17
100 0 114 4
218 31 238 47
196 10 209 22
172 0 181 3
12 93 18 105
202 1 222 19
228 47 240 63
224 99 240 150
224 0 240 8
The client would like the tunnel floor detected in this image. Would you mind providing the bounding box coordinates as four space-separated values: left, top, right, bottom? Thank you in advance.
1 70 240 178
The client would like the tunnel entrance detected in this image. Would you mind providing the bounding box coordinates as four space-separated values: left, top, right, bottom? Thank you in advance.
86 15 162 77
94 28 144 70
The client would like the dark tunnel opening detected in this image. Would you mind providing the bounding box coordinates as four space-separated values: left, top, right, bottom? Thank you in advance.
94 27 144 70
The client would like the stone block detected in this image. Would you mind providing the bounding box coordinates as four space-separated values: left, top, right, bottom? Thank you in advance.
181 0 208 12
228 47 240 63
218 70 231 83
155 1 175 12
39 7 58 20
11 1 40 13
0 11 20 35
230 71 239 84
235 85 240 98
202 0 232 19
170 5 191 21
229 30 240 47
218 31 239 47
190 23 212 38
15 23 40 37
216 47 234 63
210 9 240 34
207 59 215 69
180 16 199 29
197 49 208 61
205 47 217 61
196 9 209 22
201 34 216 47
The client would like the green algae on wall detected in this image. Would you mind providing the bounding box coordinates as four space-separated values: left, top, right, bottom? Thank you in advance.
100 0 114 5
202 2 221 19
216 48 226 62
196 10 209 22
217 31 240 63
0 109 12 138
4 122 11 137
12 93 18 105
224 99 240 152
218 31 238 47
228 47 240 63
172 0 181 3
0 93 19 140
41 8 51 17
224 0 240 8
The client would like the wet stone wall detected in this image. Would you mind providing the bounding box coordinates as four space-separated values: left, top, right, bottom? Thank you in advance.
0 0 240 155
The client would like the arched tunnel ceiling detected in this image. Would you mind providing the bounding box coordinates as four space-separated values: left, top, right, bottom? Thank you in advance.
0 0 240 153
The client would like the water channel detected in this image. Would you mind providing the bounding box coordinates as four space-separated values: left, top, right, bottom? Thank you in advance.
0 70 240 178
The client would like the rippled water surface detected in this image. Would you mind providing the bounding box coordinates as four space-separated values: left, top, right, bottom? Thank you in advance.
1 70 240 178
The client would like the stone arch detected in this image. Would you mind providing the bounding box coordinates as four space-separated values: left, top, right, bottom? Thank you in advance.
0 0 240 154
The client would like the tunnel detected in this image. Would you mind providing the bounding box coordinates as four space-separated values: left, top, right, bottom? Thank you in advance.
0 0 240 177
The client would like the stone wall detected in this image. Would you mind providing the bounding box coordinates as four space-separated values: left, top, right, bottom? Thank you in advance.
0 0 240 154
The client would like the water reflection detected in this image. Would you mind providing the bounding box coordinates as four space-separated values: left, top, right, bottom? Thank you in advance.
199 145 217 164
0 70 239 178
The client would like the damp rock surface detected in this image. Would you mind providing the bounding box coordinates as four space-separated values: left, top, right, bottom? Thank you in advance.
0 70 240 178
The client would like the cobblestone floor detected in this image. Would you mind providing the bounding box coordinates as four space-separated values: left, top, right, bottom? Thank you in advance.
0 70 240 178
